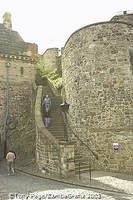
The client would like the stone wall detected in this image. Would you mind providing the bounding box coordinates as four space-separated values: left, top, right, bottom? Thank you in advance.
0 58 35 82
42 48 61 72
35 86 75 177
111 13 133 25
0 16 38 160
0 81 36 160
0 58 36 160
0 23 38 55
62 21 133 173
35 85 60 174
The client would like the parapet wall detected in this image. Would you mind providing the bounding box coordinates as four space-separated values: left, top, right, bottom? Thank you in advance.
62 21 133 173
35 85 75 177
35 86 60 174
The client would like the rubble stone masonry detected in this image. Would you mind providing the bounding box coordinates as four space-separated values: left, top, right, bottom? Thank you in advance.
62 21 133 173
0 58 36 160
42 48 61 72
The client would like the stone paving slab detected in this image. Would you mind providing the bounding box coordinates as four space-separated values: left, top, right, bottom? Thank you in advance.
0 160 133 200
94 176 133 194
16 161 130 194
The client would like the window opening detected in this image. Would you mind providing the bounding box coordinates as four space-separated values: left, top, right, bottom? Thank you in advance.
129 49 133 75
20 67 24 75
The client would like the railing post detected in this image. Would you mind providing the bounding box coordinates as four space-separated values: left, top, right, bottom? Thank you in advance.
78 161 81 180
89 162 92 182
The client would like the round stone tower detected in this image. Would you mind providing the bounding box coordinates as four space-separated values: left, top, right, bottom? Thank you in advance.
62 15 133 173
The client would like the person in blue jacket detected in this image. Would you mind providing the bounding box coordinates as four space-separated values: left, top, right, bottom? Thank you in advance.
42 95 51 112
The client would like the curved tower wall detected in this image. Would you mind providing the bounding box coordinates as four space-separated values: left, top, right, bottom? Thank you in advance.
111 13 133 25
62 22 133 173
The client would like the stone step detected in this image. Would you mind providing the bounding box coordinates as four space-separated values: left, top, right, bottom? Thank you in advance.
42 113 63 117
75 161 90 166
71 165 94 175
48 129 65 132
42 85 66 142
47 123 64 127
49 117 64 121
48 125 65 129
48 124 65 128
48 131 65 135
54 135 66 138
45 118 64 121
51 134 66 138
48 123 65 127
50 119 63 122
55 137 67 141
50 112 63 115
49 131 65 135
75 158 89 164
75 168 92 174
75 164 90 171
74 156 82 160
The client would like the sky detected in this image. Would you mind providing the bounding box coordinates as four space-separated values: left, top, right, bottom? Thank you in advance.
0 0 133 54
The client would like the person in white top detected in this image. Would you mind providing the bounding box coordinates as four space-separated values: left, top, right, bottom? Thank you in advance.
6 151 16 175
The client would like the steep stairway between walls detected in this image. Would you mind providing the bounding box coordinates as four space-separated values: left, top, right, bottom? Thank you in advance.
41 81 98 176
42 84 67 142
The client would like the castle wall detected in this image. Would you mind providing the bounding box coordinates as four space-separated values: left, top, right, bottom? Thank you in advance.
0 58 36 160
0 16 38 160
42 48 61 72
62 22 133 173
0 59 35 82
5 82 36 160
0 26 38 55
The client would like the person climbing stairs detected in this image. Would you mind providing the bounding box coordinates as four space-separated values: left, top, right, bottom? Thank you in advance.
42 84 67 142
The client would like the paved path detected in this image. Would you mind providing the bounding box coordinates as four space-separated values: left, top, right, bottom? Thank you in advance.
0 161 132 200
94 176 133 194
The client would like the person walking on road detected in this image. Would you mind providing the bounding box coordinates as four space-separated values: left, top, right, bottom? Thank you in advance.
6 151 16 175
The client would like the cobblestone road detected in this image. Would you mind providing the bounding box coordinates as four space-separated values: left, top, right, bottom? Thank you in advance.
0 162 132 200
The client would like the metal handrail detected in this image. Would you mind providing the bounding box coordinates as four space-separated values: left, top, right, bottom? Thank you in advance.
67 121 98 160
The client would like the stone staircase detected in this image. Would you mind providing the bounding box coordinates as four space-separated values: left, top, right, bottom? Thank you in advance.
42 85 67 142
41 82 96 175
74 146 94 175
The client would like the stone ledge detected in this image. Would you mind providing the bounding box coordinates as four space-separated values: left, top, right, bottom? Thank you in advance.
0 53 37 63
35 85 59 145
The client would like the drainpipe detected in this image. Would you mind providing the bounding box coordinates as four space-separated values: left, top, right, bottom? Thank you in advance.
3 62 11 157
